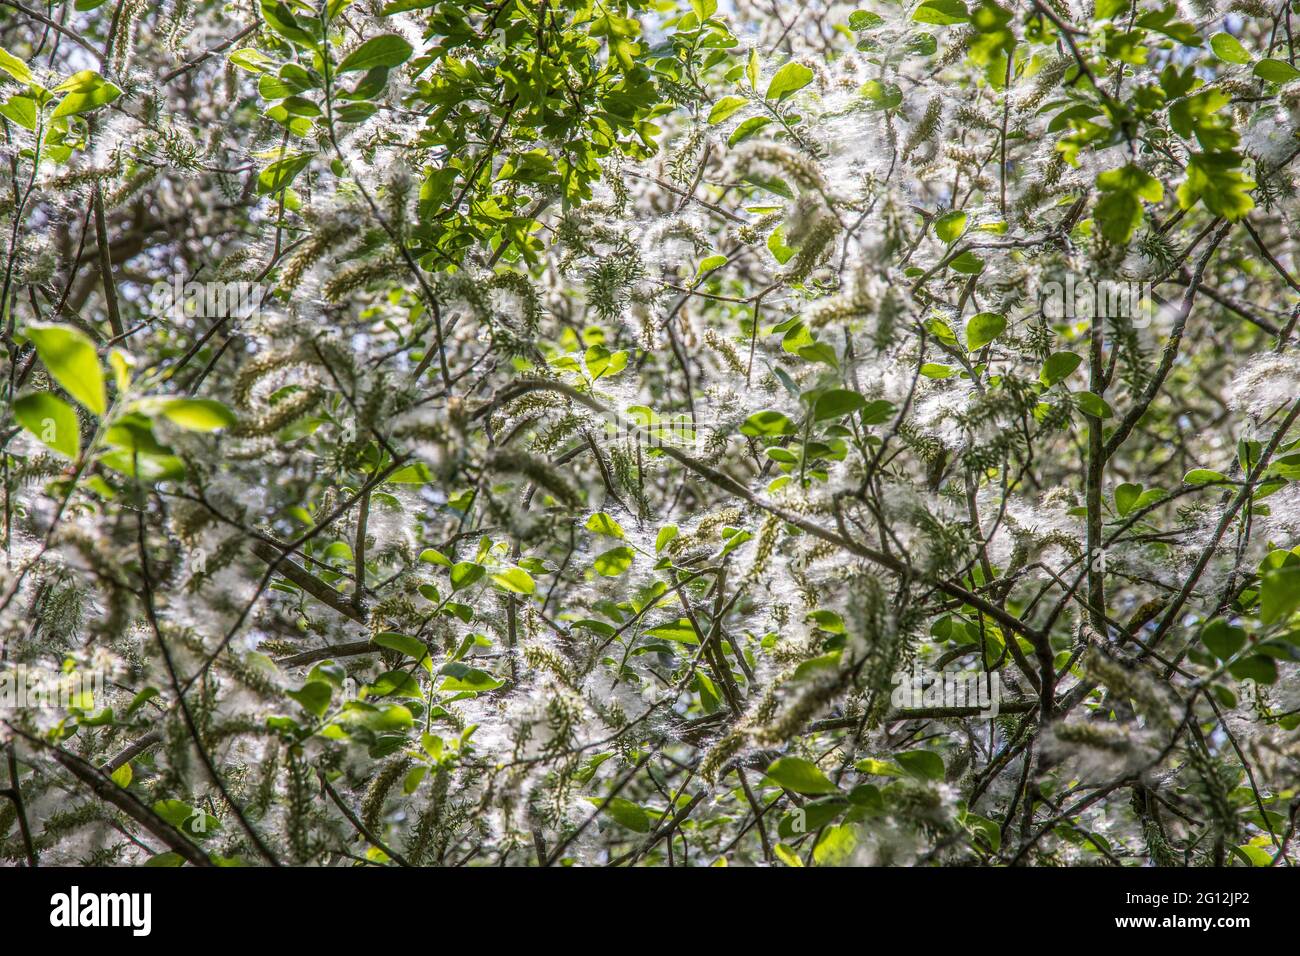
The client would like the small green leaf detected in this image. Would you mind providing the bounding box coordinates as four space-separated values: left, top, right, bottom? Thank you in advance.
373 631 429 659
0 94 37 131
0 47 35 85
26 324 105 415
1076 392 1113 419
895 749 945 781
593 546 634 577
419 548 451 567
947 250 984 274
708 95 748 124
51 70 121 118
14 392 80 459
1114 482 1142 517
438 661 503 692
1209 32 1251 65
765 61 813 103
740 410 796 437
810 388 867 421
490 566 536 594
450 562 486 591
111 763 133 788
965 312 1006 351
598 797 652 832
228 48 276 73
812 824 858 865
1200 618 1247 660
913 0 970 24
585 512 625 539
257 153 313 195
1261 565 1300 625
158 398 237 431
764 756 839 794
1229 654 1278 684
1183 468 1226 485
655 525 679 552
1040 351 1081 386
337 34 414 73
1254 58 1300 83
287 680 332 717
934 210 967 244
728 115 771 146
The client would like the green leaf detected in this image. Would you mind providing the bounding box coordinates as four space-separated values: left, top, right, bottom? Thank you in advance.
765 61 813 102
948 250 984 274
1094 164 1163 245
708 95 748 123
895 749 945 781
384 462 432 484
26 324 105 415
727 115 771 146
0 47 35 85
644 619 699 644
14 392 80 459
1229 654 1278 684
740 410 796 437
859 79 902 110
367 670 422 699
260 0 317 45
450 562 485 591
764 756 839 794
965 312 1006 351
1200 618 1247 660
920 363 954 379
913 0 970 24
51 70 121 118
438 661 503 692
1040 351 1081 386
228 48 276 74
1209 32 1251 65
1177 152 1255 220
655 525 679 552
0 94 37 131
111 763 133 788
812 824 857 865
585 512 625 538
337 34 414 73
810 388 867 421
257 153 313 195
848 10 884 30
158 398 237 431
593 546 634 577
490 566 536 594
1261 565 1300 625
934 210 966 244
1114 482 1142 517
1183 468 1226 485
373 631 429 659
1253 58 1300 83
773 843 803 867
598 797 652 832
1076 392 1113 419
287 680 332 717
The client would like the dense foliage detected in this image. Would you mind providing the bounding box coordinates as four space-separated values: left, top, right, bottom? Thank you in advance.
2 0 1300 868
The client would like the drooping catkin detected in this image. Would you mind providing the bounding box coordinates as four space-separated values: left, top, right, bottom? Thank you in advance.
902 97 943 163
